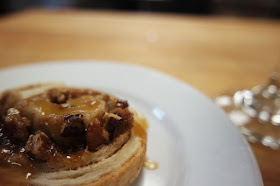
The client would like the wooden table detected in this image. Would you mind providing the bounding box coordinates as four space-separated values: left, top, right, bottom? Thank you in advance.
0 9 280 185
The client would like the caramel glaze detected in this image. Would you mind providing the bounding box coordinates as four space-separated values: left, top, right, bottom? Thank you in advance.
133 116 158 171
0 165 32 184
134 120 147 139
144 157 159 170
31 95 102 116
16 94 107 148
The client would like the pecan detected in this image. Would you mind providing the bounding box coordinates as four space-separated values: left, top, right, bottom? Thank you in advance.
104 108 133 140
25 131 54 161
116 100 129 109
48 88 70 104
61 114 85 137
4 108 31 144
86 118 109 151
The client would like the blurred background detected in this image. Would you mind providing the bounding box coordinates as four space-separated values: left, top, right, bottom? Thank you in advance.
0 0 279 19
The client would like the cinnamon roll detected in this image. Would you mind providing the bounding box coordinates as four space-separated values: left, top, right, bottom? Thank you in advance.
0 83 147 185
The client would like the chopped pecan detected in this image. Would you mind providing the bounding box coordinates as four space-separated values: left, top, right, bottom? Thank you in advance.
48 88 70 104
104 108 133 140
4 108 31 144
0 90 21 117
25 131 54 161
116 100 129 109
61 114 85 137
86 118 109 151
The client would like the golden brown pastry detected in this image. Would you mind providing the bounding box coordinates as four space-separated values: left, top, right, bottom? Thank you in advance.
0 83 147 185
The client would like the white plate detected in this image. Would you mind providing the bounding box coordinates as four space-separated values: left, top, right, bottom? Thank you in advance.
0 61 262 186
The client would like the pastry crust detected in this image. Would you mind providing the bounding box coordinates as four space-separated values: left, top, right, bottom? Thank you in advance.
32 131 146 186
0 83 147 186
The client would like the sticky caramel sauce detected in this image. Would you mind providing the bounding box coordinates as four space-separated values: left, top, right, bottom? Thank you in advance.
133 112 148 139
0 147 36 184
134 121 147 139
133 114 158 170
32 95 102 116
0 166 34 185
144 157 159 170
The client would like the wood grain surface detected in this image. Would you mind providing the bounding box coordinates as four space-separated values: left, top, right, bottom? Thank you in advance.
0 9 280 185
